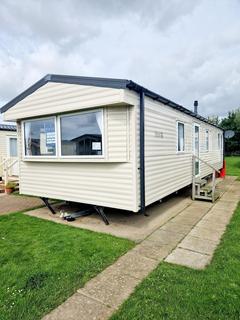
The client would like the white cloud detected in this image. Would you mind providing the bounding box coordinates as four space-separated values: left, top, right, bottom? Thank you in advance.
0 0 240 123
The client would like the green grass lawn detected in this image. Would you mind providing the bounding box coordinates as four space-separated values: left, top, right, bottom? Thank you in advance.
0 213 134 320
112 203 240 320
225 156 240 177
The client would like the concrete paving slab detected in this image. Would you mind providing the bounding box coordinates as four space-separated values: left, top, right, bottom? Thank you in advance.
213 201 238 211
160 221 193 234
188 226 223 242
147 229 184 246
42 291 113 320
112 251 158 280
179 235 218 255
203 213 232 225
171 214 202 226
131 240 173 261
78 272 140 309
196 219 226 232
165 247 212 269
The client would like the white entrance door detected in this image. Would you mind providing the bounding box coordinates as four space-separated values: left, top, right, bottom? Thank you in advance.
193 124 200 176
8 137 19 176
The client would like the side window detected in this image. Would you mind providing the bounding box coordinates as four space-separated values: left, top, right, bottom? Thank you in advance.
177 122 185 152
218 133 221 150
206 130 209 152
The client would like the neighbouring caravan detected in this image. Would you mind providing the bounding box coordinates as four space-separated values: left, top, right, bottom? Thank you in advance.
0 124 18 179
1 75 224 215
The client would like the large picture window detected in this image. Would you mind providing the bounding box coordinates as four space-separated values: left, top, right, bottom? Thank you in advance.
24 118 56 156
60 111 103 156
177 122 185 152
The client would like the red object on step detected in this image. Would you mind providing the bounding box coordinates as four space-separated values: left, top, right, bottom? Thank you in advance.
220 159 226 178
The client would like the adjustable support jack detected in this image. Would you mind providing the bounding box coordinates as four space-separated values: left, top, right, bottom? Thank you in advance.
93 206 109 225
41 197 56 214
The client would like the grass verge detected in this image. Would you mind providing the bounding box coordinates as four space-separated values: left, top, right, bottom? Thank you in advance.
0 213 134 320
111 203 240 320
225 156 240 177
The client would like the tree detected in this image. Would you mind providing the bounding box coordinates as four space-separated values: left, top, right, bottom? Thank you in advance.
219 108 240 155
207 115 220 126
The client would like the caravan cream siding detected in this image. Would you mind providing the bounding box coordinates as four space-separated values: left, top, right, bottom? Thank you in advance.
142 97 223 206
4 82 127 121
0 130 17 176
17 105 138 212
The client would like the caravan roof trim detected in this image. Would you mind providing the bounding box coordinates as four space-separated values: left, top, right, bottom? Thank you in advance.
0 74 222 129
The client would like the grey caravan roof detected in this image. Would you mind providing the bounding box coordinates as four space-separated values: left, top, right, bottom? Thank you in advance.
0 74 222 130
0 124 16 131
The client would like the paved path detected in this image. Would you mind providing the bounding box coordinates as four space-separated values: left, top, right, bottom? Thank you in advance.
166 179 240 269
43 177 239 320
0 193 43 215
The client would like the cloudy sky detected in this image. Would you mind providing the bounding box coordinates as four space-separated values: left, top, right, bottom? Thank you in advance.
0 0 240 123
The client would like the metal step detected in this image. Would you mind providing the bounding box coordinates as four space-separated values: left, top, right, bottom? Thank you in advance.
195 178 207 187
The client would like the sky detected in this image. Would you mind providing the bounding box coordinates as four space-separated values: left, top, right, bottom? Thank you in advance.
0 0 240 123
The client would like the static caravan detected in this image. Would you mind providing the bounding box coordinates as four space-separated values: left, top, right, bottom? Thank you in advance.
0 124 18 179
1 75 224 221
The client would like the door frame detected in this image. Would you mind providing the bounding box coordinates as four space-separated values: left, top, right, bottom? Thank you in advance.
193 123 200 177
6 135 18 176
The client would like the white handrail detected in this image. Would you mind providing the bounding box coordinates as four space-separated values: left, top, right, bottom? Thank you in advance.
193 155 220 174
1 157 19 187
6 159 18 170
0 157 9 168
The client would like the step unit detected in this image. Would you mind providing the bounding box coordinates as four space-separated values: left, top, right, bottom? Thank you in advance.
194 178 220 202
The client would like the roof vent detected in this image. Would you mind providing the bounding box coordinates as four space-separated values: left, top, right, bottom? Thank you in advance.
194 100 198 114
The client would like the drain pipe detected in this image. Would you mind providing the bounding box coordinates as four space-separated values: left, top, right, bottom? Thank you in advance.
139 90 145 214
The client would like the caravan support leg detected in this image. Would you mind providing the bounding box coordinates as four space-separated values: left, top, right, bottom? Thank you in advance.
93 206 109 225
41 197 56 214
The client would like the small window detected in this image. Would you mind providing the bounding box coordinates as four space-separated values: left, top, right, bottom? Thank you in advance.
24 118 56 156
206 130 209 152
218 133 221 150
177 122 185 152
60 110 103 156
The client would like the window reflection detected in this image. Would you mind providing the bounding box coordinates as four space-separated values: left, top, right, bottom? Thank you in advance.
60 111 103 156
24 118 56 156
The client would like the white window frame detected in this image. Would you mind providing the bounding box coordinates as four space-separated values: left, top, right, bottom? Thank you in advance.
193 123 200 177
205 129 209 152
6 135 18 158
22 116 58 159
22 108 105 160
176 121 185 153
58 108 105 159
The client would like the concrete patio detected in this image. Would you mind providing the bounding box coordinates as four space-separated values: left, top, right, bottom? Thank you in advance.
25 177 235 242
0 193 43 215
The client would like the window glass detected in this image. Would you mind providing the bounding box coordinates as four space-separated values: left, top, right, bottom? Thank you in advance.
9 138 18 157
24 118 56 156
60 111 103 156
177 122 185 152
206 130 209 151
